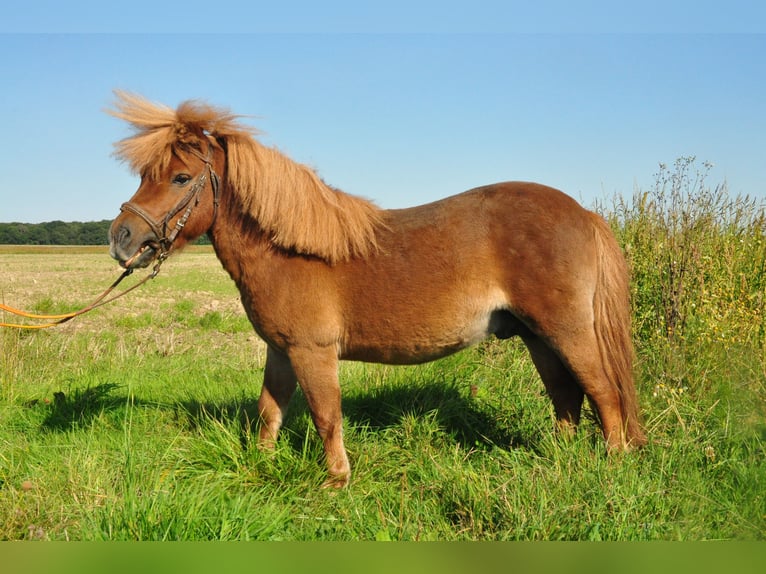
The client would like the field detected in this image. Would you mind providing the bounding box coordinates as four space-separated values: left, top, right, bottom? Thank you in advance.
1 164 765 541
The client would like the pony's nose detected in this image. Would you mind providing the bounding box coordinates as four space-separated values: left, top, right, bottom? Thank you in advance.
111 224 130 248
109 224 131 262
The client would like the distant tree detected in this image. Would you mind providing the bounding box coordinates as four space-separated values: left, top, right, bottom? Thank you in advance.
0 220 212 245
0 220 112 245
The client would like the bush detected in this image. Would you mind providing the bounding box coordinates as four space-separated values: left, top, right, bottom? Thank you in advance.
597 156 766 394
599 157 765 344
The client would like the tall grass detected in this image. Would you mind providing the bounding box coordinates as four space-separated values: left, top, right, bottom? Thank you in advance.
598 159 765 430
602 157 766 349
1 165 765 540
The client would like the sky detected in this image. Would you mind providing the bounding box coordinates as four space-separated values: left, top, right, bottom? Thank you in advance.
1 2 765 223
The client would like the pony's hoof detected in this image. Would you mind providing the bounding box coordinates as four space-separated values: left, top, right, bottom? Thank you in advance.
321 475 350 489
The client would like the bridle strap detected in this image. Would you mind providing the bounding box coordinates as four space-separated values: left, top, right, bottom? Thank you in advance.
185 144 221 222
119 143 220 259
119 201 165 241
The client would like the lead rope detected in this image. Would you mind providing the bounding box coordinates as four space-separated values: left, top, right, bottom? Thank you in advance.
0 258 165 330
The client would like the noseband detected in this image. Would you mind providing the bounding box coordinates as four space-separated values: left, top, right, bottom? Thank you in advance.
119 145 221 262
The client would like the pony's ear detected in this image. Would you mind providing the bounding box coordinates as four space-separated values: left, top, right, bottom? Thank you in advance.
108 92 243 178
173 123 197 146
214 136 227 152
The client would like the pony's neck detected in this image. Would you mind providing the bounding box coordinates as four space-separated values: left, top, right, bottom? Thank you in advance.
207 184 271 286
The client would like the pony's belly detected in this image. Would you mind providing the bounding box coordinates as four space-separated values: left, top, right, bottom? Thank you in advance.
341 308 517 365
343 339 479 365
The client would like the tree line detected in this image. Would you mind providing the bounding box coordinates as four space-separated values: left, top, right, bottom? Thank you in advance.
0 220 112 245
0 220 213 245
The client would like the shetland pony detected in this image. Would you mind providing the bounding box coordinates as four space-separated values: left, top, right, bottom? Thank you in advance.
108 92 645 487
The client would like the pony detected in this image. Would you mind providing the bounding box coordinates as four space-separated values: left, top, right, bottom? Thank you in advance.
107 91 645 487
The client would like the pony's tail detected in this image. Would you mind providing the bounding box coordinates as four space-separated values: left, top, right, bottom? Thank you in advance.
591 213 647 448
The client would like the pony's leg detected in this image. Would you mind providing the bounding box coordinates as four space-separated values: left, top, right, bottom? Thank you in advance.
287 346 350 488
551 328 626 449
257 346 298 448
522 335 584 436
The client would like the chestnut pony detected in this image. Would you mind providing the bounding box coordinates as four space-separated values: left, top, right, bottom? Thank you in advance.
108 92 645 487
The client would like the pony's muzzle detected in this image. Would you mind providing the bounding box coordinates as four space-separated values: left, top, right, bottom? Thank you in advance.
109 219 159 269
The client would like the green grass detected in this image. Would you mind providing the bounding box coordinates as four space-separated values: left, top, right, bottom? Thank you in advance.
1 166 765 540
2 335 762 540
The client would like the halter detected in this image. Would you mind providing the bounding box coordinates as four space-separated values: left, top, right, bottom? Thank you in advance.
119 144 221 265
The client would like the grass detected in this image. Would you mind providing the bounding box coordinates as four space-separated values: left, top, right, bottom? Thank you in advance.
1 165 765 540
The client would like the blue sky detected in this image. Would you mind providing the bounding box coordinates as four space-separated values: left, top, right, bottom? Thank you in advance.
1 3 765 223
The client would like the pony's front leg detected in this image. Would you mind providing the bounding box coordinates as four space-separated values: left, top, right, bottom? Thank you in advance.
257 346 298 448
288 345 350 488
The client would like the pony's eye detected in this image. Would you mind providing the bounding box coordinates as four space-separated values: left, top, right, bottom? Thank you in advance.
172 174 192 185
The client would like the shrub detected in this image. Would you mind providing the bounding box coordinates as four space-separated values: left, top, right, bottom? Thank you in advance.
596 155 766 415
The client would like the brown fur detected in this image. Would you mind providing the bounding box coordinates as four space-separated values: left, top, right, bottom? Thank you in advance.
108 93 646 487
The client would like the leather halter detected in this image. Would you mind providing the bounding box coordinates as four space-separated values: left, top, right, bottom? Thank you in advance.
119 144 221 261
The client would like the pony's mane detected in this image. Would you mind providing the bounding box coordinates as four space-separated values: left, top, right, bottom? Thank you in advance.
108 90 382 263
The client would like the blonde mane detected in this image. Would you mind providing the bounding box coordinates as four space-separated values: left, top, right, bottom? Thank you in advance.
108 91 382 263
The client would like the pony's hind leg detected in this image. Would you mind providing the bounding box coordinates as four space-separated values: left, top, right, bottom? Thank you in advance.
549 328 628 450
522 335 584 436
257 346 298 448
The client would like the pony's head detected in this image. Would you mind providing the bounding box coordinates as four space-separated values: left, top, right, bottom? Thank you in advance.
107 91 245 269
